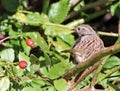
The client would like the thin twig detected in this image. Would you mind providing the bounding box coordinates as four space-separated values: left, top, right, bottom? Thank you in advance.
0 35 23 44
97 31 118 37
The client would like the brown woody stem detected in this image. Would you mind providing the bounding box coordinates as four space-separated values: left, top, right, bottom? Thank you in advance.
61 43 120 80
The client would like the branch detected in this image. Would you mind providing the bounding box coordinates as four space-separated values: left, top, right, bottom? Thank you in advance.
0 35 23 44
67 0 111 20
61 43 120 80
71 61 101 89
97 31 118 37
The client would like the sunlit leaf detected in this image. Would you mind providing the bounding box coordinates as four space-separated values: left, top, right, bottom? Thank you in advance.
58 34 75 46
47 61 71 79
104 56 120 68
12 12 27 23
22 80 43 91
54 79 67 91
45 23 73 37
0 48 15 62
53 37 71 52
48 0 70 23
110 2 120 16
0 77 10 91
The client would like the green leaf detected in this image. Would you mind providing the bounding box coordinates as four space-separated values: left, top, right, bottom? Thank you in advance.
54 79 67 91
0 48 15 62
30 54 40 73
45 23 73 37
58 34 75 46
13 12 50 26
47 61 71 79
26 12 41 26
18 52 29 61
26 12 49 26
26 32 49 53
0 77 10 91
40 66 48 77
53 37 71 52
12 12 27 23
110 2 120 16
1 0 19 12
22 80 42 91
107 83 120 91
115 7 120 17
8 25 18 36
42 0 50 14
104 56 120 68
44 52 51 66
48 0 70 23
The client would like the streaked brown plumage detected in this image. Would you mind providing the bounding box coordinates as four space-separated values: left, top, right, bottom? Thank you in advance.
67 24 104 64
63 25 105 90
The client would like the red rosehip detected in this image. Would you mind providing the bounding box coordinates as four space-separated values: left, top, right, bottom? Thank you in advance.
18 60 27 69
26 38 34 47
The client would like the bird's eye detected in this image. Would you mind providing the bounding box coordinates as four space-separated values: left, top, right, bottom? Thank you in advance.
77 27 81 30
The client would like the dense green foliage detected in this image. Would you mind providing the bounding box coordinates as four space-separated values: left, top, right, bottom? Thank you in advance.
0 0 120 91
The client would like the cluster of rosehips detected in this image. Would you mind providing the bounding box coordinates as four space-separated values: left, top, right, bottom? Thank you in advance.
18 38 35 69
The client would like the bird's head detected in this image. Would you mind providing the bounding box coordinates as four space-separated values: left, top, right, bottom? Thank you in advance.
74 24 96 36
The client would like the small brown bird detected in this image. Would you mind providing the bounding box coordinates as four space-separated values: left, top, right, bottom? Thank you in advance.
63 24 104 64
63 24 105 90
